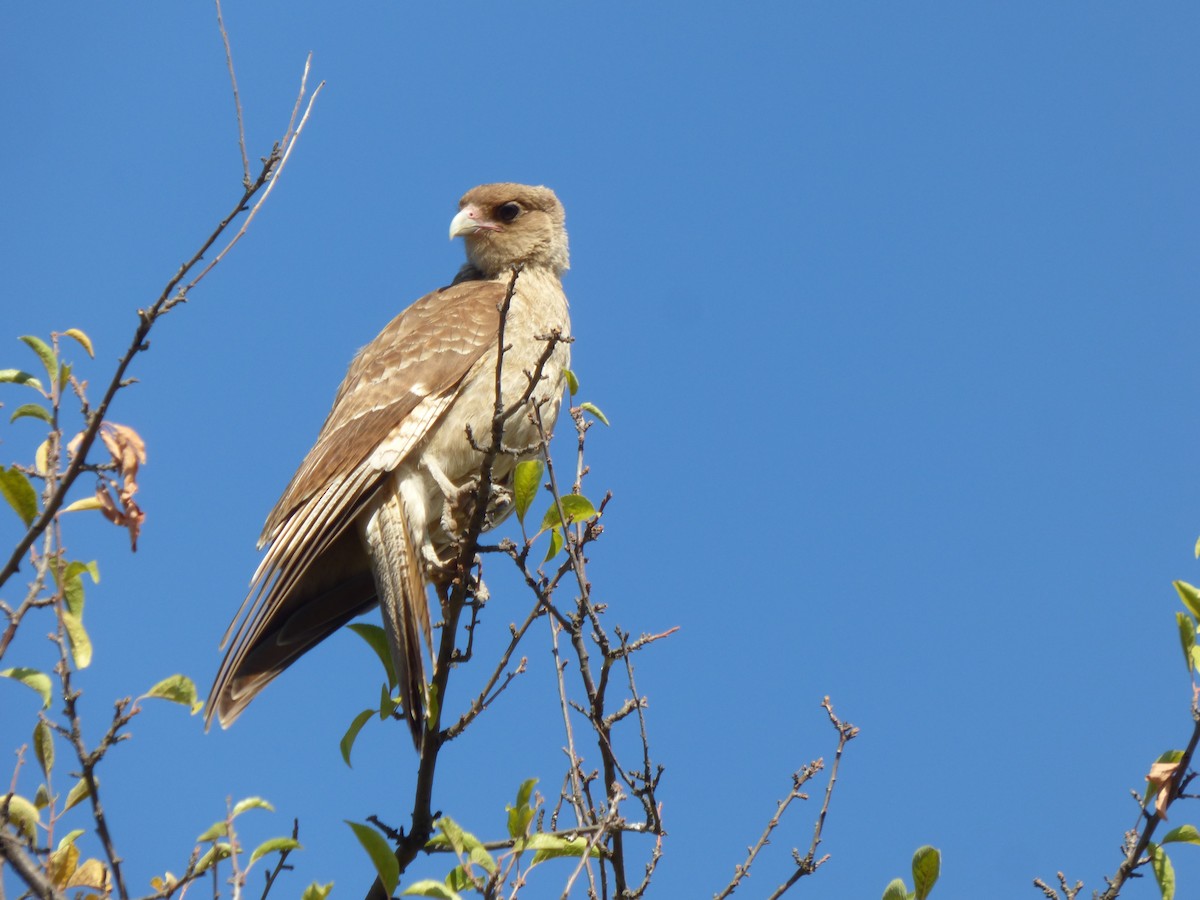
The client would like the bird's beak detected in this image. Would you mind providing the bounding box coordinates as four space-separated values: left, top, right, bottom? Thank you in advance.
449 205 499 239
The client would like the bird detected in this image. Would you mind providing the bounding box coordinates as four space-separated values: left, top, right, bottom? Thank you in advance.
206 183 571 747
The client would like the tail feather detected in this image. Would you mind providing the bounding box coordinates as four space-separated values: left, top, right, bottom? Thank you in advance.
360 488 432 749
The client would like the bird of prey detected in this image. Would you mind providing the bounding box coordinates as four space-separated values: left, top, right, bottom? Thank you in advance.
206 183 571 746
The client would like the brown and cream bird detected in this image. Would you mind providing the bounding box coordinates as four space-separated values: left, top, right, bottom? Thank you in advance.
206 183 571 746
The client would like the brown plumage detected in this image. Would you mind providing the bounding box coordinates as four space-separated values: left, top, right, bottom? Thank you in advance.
206 184 571 746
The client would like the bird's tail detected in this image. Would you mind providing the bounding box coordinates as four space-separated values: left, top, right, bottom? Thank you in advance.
361 488 433 749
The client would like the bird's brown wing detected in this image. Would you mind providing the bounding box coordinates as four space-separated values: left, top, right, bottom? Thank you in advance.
206 279 506 729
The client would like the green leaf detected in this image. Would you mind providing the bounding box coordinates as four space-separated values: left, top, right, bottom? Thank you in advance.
57 363 71 392
1178 612 1196 674
10 403 52 425
513 459 544 525
3 794 41 841
62 777 92 812
62 329 94 359
436 816 467 855
579 402 610 426
0 369 45 392
142 674 202 714
34 784 51 809
445 866 474 893
543 526 563 562
1 667 52 708
346 821 398 897
249 837 301 865
301 882 334 900
340 709 375 767
59 560 99 618
401 880 462 899
540 494 598 531
0 466 39 527
527 833 599 864
1175 582 1200 621
515 778 537 809
563 368 579 397
1163 824 1200 845
348 623 397 689
62 611 92 669
194 842 232 875
232 796 275 817
881 878 909 900
196 821 229 842
506 778 537 839
911 845 940 900
428 818 495 874
20 335 57 382
33 720 54 779
302 882 334 900
1149 842 1175 900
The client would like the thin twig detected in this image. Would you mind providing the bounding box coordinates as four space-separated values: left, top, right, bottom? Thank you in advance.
213 0 251 187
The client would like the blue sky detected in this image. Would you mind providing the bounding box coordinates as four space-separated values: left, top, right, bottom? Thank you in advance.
2 3 1199 898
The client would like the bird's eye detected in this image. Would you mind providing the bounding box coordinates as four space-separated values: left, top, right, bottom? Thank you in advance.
497 202 521 223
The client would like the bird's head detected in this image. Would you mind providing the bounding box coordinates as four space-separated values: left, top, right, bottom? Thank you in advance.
449 183 569 279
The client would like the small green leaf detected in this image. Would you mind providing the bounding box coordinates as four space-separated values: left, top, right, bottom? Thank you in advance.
302 882 333 900
436 816 466 855
249 837 301 865
62 329 94 359
57 363 71 392
427 818 495 874
196 821 229 842
142 674 202 713
1178 613 1196 674
301 882 334 900
349 623 397 690
33 720 54 779
59 560 99 619
62 611 92 669
3 794 41 841
19 336 57 384
912 845 940 900
515 778 537 809
62 777 92 812
402 880 462 899
232 797 275 817
346 821 398 898
34 784 51 809
540 494 598 531
19 335 57 382
506 778 537 839
1175 582 1200 621
194 842 232 875
579 402 609 426
10 403 52 425
340 709 375 767
881 878 909 900
527 833 599 864
63 497 104 513
0 466 39 527
543 526 563 562
0 369 45 392
1150 842 1175 900
1163 824 1200 845
563 368 579 397
513 459 544 525
1 667 52 708
445 866 474 893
